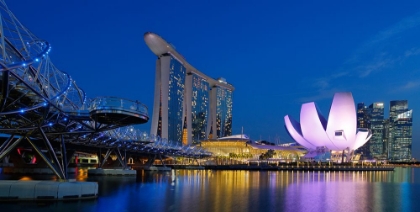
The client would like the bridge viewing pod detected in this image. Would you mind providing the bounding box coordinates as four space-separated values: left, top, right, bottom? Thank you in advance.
90 97 149 125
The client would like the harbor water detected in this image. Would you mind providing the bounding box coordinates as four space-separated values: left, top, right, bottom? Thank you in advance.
0 167 419 211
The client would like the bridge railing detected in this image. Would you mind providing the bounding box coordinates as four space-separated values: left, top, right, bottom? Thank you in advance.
90 96 148 117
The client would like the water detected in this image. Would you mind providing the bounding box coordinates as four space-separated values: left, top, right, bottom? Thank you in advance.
0 167 420 211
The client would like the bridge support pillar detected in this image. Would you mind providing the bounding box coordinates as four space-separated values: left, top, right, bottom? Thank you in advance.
26 136 65 180
140 154 171 171
3 155 9 163
194 158 200 166
98 148 129 170
115 148 128 169
0 134 15 156
99 149 113 168
60 135 68 179
0 136 24 161
38 127 66 179
158 154 166 167
145 154 156 167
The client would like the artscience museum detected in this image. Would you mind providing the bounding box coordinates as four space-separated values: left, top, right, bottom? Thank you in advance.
284 92 372 161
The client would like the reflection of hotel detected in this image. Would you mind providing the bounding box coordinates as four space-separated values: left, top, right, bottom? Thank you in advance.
144 32 234 145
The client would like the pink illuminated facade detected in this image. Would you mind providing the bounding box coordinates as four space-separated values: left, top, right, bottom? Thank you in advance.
284 92 372 151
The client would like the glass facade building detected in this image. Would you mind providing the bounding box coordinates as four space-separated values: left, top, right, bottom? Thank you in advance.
216 86 233 138
368 102 384 159
388 100 412 161
191 74 209 143
357 103 369 128
166 56 186 143
356 103 370 158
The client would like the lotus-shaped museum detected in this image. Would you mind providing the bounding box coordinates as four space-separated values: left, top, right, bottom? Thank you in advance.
284 92 371 151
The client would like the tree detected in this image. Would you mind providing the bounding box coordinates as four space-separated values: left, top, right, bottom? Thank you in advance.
259 149 276 160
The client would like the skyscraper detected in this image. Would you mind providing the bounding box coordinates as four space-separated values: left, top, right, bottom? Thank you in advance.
144 32 234 145
368 102 384 159
357 103 369 128
388 100 412 161
214 79 233 138
190 74 210 142
356 103 371 158
153 55 186 143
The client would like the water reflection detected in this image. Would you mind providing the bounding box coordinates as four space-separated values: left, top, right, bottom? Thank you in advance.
0 167 419 211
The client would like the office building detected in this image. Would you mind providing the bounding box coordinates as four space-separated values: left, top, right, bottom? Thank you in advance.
356 103 371 158
368 102 385 159
388 100 412 161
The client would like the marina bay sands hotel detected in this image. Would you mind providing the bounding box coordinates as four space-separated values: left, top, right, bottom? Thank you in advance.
144 32 234 145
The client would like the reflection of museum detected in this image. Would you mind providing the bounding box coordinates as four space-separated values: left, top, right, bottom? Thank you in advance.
199 136 306 160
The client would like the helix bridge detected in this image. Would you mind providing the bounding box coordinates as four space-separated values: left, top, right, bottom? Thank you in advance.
0 1 210 179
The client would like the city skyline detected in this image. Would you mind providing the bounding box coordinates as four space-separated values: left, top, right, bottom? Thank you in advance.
6 0 420 158
357 101 413 161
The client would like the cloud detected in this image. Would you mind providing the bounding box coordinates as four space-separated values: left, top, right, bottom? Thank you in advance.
355 47 420 78
298 12 420 103
310 71 349 90
313 78 329 90
404 47 420 57
356 57 396 78
368 12 420 46
393 80 420 92
345 13 420 78
297 89 339 103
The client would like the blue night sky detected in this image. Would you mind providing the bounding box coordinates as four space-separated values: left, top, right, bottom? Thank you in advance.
6 1 420 158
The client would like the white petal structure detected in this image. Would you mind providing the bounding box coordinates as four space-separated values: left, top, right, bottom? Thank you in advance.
284 92 372 151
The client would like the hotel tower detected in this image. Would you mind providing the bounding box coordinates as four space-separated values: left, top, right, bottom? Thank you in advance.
144 32 234 145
